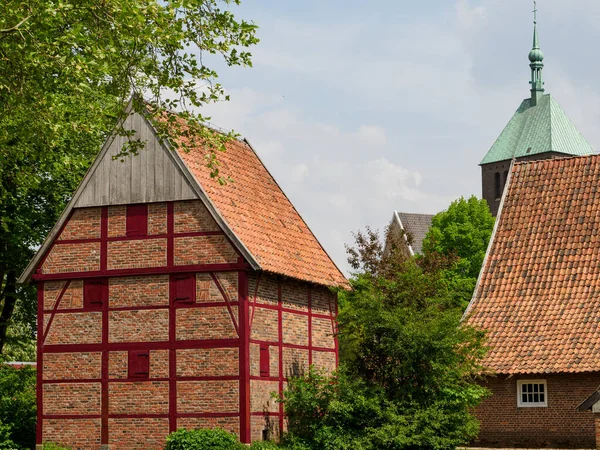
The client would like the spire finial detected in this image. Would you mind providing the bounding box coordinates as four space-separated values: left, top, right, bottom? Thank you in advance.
529 0 545 105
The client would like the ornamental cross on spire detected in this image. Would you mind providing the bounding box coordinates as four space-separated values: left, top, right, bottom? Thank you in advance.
533 0 537 24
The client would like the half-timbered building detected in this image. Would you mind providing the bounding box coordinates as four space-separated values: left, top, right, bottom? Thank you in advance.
20 103 347 449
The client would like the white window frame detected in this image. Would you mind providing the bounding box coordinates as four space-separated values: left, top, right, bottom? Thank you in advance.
517 380 547 407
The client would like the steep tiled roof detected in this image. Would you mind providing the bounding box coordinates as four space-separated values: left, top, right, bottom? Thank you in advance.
177 137 348 288
396 212 433 255
480 94 594 165
465 155 600 374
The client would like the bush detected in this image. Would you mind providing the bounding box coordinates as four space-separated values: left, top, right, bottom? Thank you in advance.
249 441 284 450
249 441 281 449
0 364 36 449
43 443 71 450
165 428 244 450
0 421 17 450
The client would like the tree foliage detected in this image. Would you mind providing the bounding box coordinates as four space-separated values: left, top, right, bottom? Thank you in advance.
422 196 494 306
278 221 489 449
0 0 258 354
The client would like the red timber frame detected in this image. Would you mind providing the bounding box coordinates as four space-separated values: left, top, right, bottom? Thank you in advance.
35 201 339 446
247 276 338 439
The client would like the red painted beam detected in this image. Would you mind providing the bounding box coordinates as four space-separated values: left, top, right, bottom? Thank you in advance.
277 278 284 436
36 283 44 445
33 262 251 281
42 339 240 353
238 270 251 443
53 230 225 245
43 301 239 315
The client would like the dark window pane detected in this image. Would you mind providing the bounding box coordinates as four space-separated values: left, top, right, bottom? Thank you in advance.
540 393 545 402
539 384 544 393
522 394 527 403
533 393 539 402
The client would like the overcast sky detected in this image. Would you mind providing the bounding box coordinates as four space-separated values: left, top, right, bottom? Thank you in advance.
201 0 600 274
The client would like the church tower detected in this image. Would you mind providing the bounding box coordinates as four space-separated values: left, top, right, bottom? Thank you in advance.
480 4 594 216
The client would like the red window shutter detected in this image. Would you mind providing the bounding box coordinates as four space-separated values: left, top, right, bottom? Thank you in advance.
260 346 270 377
128 350 150 379
126 204 148 237
171 274 196 305
83 279 107 309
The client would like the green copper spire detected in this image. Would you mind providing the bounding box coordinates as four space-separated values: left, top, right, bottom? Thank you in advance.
529 1 545 105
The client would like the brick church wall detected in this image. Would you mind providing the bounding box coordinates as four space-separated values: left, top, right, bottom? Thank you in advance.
474 373 600 448
481 152 568 217
36 200 339 449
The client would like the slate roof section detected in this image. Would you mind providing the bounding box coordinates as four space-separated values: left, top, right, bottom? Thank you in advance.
176 137 348 288
480 94 594 165
465 155 600 374
396 212 434 255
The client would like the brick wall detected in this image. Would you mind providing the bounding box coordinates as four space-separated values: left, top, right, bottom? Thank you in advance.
176 348 239 377
43 419 101 448
108 309 169 342
174 200 220 233
43 382 101 415
177 380 239 413
248 273 338 441
44 311 102 345
41 242 101 274
174 235 238 265
57 207 101 240
43 352 101 380
108 239 167 269
474 372 600 448
37 200 339 448
109 382 169 414
109 418 170 450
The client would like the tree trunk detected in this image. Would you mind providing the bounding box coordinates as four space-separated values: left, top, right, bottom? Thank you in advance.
0 272 18 354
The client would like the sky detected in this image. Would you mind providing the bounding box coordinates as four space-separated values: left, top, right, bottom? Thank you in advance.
200 0 600 274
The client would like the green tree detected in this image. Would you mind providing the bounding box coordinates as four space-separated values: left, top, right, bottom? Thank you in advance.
422 196 494 305
0 0 258 354
278 226 489 450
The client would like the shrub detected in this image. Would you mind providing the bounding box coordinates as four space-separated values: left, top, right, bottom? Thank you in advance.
249 441 281 449
0 421 17 450
165 428 244 450
0 364 36 449
43 443 71 450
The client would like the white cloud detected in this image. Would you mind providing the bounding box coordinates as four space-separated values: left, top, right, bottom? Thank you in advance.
193 0 600 275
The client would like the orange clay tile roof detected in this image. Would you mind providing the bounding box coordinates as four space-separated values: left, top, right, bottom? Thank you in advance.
176 137 348 288
465 155 600 375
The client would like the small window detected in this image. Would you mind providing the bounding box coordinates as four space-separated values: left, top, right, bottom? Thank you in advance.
83 279 108 309
260 346 270 377
503 170 509 188
128 350 150 379
494 172 501 199
126 204 148 237
517 380 547 407
171 274 196 305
